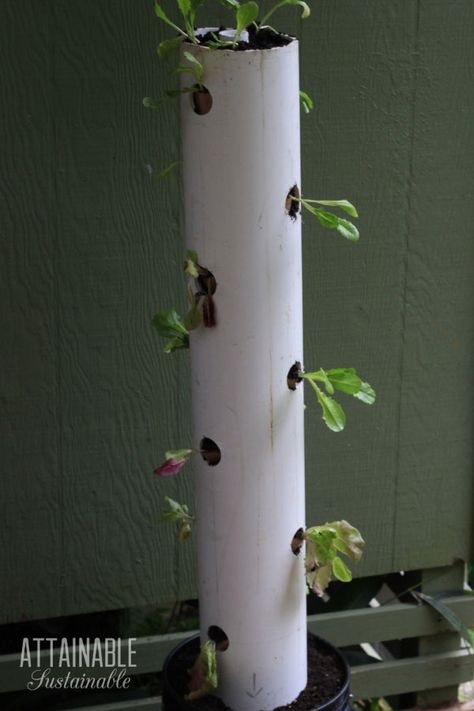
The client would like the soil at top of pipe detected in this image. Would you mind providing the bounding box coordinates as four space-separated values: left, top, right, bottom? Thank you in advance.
163 633 347 711
195 25 294 51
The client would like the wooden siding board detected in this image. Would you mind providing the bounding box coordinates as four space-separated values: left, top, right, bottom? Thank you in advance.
350 649 473 699
302 0 418 578
393 0 474 571
0 0 63 623
0 0 473 622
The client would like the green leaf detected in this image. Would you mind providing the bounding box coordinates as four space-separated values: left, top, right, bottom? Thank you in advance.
297 1 311 18
305 199 358 218
329 520 365 562
163 497 194 542
153 309 190 352
318 369 334 395
177 0 191 17
261 0 310 25
337 218 359 241
143 96 164 109
307 563 332 597
305 526 338 564
326 368 362 395
354 381 376 405
299 90 314 114
156 161 180 179
414 592 474 650
152 309 189 337
165 448 193 460
316 389 346 432
157 36 184 60
154 4 186 35
154 3 173 23
332 556 352 582
236 2 259 38
163 335 189 352
301 201 360 242
184 304 202 331
183 51 204 81
186 641 218 701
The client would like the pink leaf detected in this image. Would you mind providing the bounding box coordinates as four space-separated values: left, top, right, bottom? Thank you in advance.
154 458 187 477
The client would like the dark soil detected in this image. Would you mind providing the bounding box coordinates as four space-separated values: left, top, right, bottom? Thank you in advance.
197 25 294 51
164 634 347 711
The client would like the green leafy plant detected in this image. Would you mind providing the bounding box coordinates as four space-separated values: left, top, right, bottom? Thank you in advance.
292 196 360 241
302 521 365 596
289 362 375 432
153 0 311 55
152 309 189 353
186 640 218 700
163 496 195 541
152 250 217 353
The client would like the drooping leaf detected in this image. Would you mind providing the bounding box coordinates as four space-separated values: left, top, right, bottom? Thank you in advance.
328 520 365 562
336 218 359 241
157 36 185 60
261 0 310 25
182 51 204 81
236 1 259 39
299 90 314 114
186 641 218 701
354 381 376 405
316 389 346 432
414 592 474 651
307 564 332 597
332 556 352 582
301 201 360 242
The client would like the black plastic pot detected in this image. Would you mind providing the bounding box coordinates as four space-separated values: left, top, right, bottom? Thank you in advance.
162 633 350 711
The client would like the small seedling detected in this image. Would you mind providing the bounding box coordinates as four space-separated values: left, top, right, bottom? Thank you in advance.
152 250 216 353
154 440 220 477
288 362 376 432
163 496 195 541
289 195 360 242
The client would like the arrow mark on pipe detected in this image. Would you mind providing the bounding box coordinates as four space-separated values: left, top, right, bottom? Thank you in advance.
245 673 263 698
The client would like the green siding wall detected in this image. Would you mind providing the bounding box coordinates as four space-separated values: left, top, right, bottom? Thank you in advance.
0 1 473 623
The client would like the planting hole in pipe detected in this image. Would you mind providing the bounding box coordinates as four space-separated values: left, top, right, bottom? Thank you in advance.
195 263 217 328
291 528 305 556
208 625 230 651
287 361 303 391
285 184 300 220
192 85 213 115
200 437 221 466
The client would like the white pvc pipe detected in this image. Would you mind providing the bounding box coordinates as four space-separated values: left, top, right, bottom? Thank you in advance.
181 39 306 711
